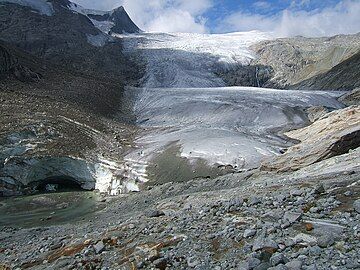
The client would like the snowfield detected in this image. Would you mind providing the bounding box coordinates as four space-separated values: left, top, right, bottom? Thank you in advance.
118 31 272 88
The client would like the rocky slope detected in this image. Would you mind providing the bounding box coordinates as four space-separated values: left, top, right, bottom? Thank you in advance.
1 137 359 269
0 0 140 82
339 88 360 106
0 41 42 82
262 106 360 172
218 34 360 90
0 0 143 196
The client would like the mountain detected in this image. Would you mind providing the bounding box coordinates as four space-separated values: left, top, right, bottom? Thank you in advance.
1 1 360 270
85 6 141 34
0 0 141 113
0 0 140 80
218 33 360 90
0 0 141 196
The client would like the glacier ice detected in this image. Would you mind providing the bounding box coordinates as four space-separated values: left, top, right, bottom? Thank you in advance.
119 31 346 186
125 87 344 176
118 31 272 88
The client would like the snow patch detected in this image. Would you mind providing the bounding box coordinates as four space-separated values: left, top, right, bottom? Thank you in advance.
68 2 108 16
90 19 115 34
68 3 114 34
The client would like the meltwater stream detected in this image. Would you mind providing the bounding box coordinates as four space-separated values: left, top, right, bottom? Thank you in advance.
119 32 345 185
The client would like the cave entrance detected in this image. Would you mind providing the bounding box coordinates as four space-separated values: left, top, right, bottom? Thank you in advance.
35 176 84 193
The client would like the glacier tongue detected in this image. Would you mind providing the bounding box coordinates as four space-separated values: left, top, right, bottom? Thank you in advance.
120 31 344 186
124 86 344 184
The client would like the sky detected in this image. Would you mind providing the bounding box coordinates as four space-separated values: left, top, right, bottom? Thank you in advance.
73 0 360 37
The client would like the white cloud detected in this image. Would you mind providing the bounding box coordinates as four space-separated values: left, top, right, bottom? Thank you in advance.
73 0 212 33
146 10 208 33
217 0 360 37
253 1 272 10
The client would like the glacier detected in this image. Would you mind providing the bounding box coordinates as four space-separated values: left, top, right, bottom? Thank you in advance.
118 31 272 88
118 32 346 186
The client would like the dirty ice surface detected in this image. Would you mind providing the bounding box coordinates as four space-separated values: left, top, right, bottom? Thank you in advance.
124 87 344 183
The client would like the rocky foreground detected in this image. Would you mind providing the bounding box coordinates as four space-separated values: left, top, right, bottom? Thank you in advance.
1 106 359 270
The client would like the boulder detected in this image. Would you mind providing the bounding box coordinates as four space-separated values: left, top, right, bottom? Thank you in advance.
353 199 360 213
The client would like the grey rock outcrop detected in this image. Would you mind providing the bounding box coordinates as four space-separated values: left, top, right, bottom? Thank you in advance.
0 41 41 82
218 34 360 91
262 106 360 172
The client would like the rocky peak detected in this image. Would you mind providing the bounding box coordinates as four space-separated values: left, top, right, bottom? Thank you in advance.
86 5 140 34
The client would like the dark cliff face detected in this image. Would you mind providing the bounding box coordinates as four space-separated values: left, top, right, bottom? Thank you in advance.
0 41 43 82
87 6 141 34
0 1 141 81
0 1 98 56
0 1 142 117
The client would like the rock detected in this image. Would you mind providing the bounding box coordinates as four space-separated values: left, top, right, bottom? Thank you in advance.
153 258 167 269
249 197 261 206
253 237 278 252
145 209 165 218
309 207 319 213
227 198 244 208
249 36 360 91
45 184 58 192
305 264 318 270
254 262 272 270
262 210 284 222
353 199 360 213
317 233 335 248
306 106 330 123
269 265 288 270
270 253 288 266
187 257 200 268
261 106 360 172
290 189 303 197
339 88 360 106
93 241 105 254
304 223 314 231
293 233 317 246
285 260 303 270
243 229 257 238
247 258 261 269
135 245 160 262
283 211 302 224
313 184 325 195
